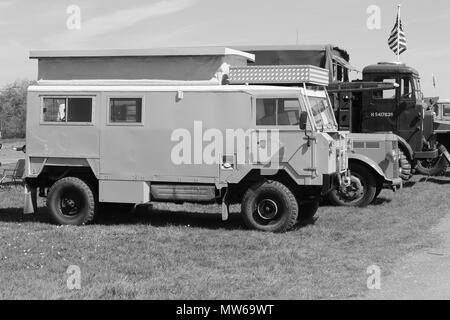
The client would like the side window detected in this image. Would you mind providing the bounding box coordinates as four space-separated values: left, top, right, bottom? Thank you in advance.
400 77 413 99
373 78 397 100
442 104 450 117
109 98 142 123
42 97 93 123
256 98 300 126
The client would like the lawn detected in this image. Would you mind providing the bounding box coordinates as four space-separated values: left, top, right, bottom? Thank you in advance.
0 173 449 299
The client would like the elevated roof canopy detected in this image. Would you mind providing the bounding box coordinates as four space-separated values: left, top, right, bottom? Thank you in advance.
30 47 255 81
233 44 356 82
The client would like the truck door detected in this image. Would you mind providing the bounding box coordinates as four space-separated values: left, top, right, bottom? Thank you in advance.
397 76 422 147
253 97 315 176
362 77 397 133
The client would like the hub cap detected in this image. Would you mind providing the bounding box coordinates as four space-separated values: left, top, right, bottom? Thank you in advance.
257 199 279 220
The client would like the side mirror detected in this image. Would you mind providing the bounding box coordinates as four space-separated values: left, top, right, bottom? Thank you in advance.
299 111 308 130
0 143 2 150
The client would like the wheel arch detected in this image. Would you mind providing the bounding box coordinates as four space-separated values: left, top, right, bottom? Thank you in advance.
396 135 414 161
348 155 386 185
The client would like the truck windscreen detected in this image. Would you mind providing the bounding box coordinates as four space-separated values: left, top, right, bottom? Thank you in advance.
308 96 337 131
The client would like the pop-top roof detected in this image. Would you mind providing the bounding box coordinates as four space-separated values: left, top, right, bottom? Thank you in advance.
29 46 255 61
227 65 329 86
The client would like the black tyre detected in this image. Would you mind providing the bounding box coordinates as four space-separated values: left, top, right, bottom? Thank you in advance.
298 200 319 220
47 177 96 225
415 144 449 176
241 180 298 232
327 162 377 207
398 150 412 180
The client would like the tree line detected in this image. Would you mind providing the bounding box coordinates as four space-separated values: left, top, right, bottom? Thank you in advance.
0 80 36 139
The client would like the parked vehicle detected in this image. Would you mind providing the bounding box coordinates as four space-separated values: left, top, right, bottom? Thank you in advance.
233 45 403 205
238 44 450 177
24 49 353 232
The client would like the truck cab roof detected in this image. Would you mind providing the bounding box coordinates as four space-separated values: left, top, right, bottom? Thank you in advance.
363 62 420 77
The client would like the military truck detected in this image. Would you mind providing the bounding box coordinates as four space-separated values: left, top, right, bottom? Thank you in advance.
237 45 450 177
24 48 352 232
234 45 403 206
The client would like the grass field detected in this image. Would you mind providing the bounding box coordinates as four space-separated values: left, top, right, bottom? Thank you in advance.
1 171 449 299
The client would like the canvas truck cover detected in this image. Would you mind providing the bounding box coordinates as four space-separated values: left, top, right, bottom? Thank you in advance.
29 47 255 81
234 44 355 82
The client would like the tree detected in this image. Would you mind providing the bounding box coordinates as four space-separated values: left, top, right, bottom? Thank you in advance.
0 79 36 139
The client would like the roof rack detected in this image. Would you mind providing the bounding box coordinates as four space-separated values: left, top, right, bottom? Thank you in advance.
226 65 329 86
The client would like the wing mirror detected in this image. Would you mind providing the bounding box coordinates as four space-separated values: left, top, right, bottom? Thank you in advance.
299 111 308 130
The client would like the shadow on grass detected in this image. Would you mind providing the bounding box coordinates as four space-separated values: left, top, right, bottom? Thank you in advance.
371 197 392 206
418 176 450 185
96 205 247 230
0 207 50 223
403 180 417 188
0 203 316 231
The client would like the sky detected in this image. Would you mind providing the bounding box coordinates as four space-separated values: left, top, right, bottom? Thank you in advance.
0 0 449 97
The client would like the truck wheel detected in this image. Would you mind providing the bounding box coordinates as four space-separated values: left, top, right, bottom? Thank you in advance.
298 200 319 220
415 144 449 176
47 177 96 225
327 163 377 207
399 150 412 180
241 180 298 232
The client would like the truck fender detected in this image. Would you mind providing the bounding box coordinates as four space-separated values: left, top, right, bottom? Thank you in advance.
396 135 414 161
347 153 386 182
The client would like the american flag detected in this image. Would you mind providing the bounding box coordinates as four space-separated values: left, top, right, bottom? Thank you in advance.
388 12 407 55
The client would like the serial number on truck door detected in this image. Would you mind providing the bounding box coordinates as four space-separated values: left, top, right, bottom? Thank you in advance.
370 112 394 117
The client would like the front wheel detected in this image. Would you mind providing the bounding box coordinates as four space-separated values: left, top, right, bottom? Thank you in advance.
327 163 377 207
415 144 449 176
241 180 298 232
47 177 96 225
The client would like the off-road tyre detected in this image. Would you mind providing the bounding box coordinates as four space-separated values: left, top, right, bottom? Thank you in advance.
241 180 298 232
399 150 412 180
47 177 96 225
415 144 449 176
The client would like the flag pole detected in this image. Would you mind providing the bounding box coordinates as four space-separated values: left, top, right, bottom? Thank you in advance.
397 4 401 62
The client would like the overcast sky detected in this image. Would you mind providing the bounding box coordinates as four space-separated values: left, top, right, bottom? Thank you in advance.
0 0 449 97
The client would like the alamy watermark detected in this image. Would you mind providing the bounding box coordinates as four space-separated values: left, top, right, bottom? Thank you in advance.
366 264 381 290
66 5 81 30
66 265 81 290
170 121 281 174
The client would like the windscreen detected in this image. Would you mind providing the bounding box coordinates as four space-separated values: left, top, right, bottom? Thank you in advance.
307 95 337 131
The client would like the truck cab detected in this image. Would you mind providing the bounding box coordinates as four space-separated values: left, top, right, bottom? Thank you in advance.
361 63 434 156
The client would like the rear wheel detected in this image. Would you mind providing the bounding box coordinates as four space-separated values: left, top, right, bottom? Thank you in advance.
47 177 96 225
327 162 377 207
241 180 298 232
415 144 449 176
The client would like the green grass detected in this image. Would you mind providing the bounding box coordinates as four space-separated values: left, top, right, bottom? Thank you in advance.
0 174 449 299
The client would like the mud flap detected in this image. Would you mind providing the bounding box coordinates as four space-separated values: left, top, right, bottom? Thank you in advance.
221 188 229 221
23 185 37 215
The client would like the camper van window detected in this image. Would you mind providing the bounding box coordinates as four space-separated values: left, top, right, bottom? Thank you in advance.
109 98 142 123
256 98 300 126
42 97 93 123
